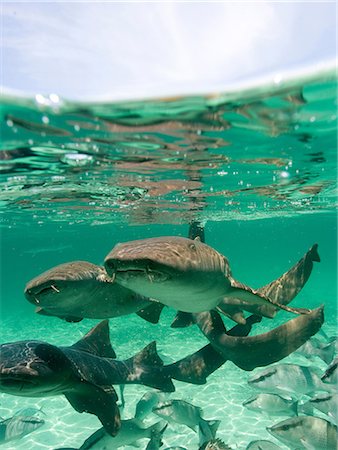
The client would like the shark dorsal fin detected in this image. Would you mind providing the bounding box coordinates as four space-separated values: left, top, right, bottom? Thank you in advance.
70 320 116 359
132 341 163 368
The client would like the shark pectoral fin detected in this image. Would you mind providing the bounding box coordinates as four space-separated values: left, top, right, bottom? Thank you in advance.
65 384 121 436
70 320 116 359
170 311 195 328
136 303 165 324
216 303 246 325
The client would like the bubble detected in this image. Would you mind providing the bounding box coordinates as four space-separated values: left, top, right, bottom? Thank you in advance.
42 115 50 124
273 74 283 85
49 93 60 104
280 171 290 179
61 153 94 167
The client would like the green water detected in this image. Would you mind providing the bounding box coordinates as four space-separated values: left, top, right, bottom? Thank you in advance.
0 69 337 449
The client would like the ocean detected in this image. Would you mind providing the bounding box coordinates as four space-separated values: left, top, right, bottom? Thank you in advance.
0 67 337 449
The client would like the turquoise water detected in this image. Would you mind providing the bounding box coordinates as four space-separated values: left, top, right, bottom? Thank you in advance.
0 69 337 449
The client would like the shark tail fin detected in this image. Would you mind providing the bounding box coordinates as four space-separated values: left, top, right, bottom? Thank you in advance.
70 320 116 359
128 342 175 393
310 243 320 262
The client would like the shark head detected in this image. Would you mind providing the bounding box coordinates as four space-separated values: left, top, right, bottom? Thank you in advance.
24 261 109 320
104 236 229 312
0 341 72 397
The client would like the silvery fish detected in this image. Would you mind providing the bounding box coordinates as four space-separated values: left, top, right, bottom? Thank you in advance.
135 391 163 421
322 357 338 385
296 337 336 364
301 393 338 425
13 407 45 417
55 419 167 449
164 448 187 450
248 363 332 396
242 393 298 416
199 438 232 449
246 441 281 450
0 414 45 444
153 399 219 434
267 416 338 449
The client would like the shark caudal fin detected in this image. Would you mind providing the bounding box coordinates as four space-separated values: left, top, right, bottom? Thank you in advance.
34 343 121 436
255 243 321 318
126 342 175 393
69 320 116 359
136 303 165 324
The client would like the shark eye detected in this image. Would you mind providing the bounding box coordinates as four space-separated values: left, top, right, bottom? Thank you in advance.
189 243 196 251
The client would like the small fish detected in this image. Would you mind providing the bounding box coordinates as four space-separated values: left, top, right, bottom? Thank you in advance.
135 391 162 421
248 363 332 396
163 448 187 450
0 414 45 444
301 393 338 425
146 423 168 450
153 399 218 434
54 420 167 450
13 407 45 417
199 438 232 449
296 337 336 364
80 420 167 449
246 440 281 450
322 357 338 385
242 393 298 416
267 416 338 449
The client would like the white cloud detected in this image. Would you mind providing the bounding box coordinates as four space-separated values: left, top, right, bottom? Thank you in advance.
1 2 336 100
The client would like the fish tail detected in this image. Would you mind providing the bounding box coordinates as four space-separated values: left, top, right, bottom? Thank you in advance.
148 421 168 440
292 400 299 416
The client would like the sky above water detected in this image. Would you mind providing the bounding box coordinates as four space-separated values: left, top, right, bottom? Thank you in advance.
1 1 337 100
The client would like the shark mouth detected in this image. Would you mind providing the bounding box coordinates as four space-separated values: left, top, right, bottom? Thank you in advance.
108 263 170 284
25 285 60 304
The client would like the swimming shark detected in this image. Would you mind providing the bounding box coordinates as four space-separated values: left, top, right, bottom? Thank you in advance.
0 318 261 436
104 236 310 315
24 261 163 323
